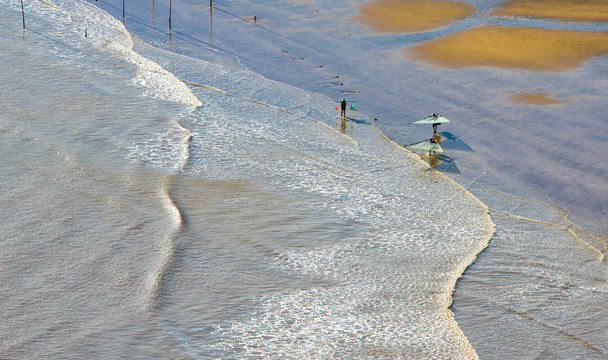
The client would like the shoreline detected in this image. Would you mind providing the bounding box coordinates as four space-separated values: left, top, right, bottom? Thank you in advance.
349 0 608 232
86 0 608 357
86 0 608 233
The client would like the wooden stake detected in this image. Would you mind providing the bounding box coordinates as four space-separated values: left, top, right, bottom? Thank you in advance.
20 0 25 29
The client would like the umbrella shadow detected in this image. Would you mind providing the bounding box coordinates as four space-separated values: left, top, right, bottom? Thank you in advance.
434 154 461 174
437 132 475 152
422 153 461 174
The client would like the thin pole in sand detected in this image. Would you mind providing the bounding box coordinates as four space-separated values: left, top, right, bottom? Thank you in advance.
122 0 125 24
209 0 213 47
20 0 25 29
169 0 172 38
152 0 155 25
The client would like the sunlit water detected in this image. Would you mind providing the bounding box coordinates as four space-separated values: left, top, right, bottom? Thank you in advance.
1 0 606 359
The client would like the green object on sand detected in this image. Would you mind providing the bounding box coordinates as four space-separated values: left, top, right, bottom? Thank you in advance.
406 140 444 153
350 101 355 111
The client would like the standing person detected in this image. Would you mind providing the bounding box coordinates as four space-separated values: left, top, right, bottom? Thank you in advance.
340 99 347 118
432 130 441 144
428 136 438 156
431 113 440 132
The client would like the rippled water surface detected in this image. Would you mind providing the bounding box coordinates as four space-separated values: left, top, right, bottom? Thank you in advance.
1 0 606 358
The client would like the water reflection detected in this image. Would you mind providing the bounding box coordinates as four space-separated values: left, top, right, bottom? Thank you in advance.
406 130 464 174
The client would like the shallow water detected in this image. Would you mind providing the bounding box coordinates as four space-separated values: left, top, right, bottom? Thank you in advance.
107 0 608 230
1 0 607 358
1 0 495 358
108 3 608 356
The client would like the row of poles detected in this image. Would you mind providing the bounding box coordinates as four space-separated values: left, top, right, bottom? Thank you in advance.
121 0 213 43
18 0 213 41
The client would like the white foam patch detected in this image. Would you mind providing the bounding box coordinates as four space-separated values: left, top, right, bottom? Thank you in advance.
46 16 494 357
128 119 192 172
23 0 202 108
13 0 133 49
166 64 494 357
104 40 202 107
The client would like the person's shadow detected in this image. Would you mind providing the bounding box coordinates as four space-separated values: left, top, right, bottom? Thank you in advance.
343 116 371 125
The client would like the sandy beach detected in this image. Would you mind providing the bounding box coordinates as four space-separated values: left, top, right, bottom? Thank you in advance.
407 25 608 71
354 0 475 33
491 0 608 22
353 0 608 72
509 91 570 105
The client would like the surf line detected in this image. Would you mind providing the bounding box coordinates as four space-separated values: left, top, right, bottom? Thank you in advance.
174 119 193 172
140 122 189 312
143 120 192 311
506 213 605 261
478 187 606 259
181 79 358 146
143 176 183 312
500 304 605 356
181 79 299 114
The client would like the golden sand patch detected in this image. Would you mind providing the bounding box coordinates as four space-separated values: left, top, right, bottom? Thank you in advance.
490 0 608 22
355 0 476 33
509 91 570 105
408 25 608 71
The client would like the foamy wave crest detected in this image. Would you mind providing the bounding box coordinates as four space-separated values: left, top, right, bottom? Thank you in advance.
106 40 202 107
18 0 133 48
128 119 192 172
141 178 183 311
30 0 202 108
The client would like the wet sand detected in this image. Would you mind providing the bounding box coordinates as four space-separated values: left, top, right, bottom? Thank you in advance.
509 91 570 105
490 0 608 22
407 25 608 71
355 0 476 33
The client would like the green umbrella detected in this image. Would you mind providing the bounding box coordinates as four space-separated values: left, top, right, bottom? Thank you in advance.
410 113 451 133
406 139 444 153
409 113 451 125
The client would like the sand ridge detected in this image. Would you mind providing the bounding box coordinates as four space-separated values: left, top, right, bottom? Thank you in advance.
407 25 608 71
490 0 608 22
354 0 608 72
509 91 571 105
354 0 476 33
